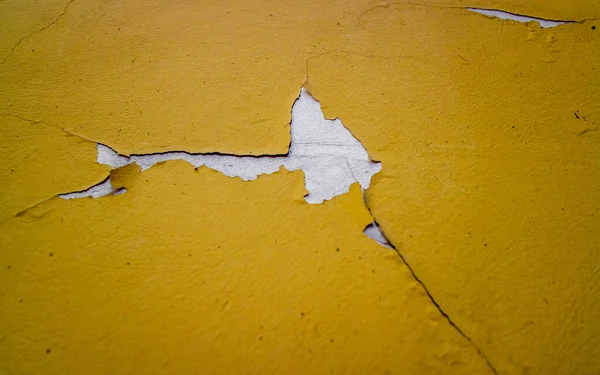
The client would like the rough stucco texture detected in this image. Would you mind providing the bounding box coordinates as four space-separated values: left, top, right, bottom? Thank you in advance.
305 4 600 374
1 1 599 375
1 164 493 374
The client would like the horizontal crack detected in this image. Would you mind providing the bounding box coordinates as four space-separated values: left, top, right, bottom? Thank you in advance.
356 1 596 27
120 146 288 159
467 8 572 28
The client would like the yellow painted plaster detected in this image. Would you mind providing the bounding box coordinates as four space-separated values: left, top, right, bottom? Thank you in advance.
0 0 71 62
0 115 108 223
0 0 347 155
306 4 600 374
1 163 492 374
3 0 598 155
1 1 599 374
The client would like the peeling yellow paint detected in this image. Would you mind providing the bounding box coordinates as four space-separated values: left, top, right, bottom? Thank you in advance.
4 0 597 155
1 163 492 374
1 1 599 374
1 0 318 154
307 4 600 374
0 115 108 223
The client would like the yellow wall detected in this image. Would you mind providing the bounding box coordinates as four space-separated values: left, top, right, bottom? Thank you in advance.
1 1 599 374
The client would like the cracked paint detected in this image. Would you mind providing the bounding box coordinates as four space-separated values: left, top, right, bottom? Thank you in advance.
1 163 494 374
59 177 127 200
0 115 109 223
467 8 571 28
65 89 381 204
306 3 600 374
363 222 392 248
1 1 599 374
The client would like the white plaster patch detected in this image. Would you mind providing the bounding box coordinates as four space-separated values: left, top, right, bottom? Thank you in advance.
284 89 381 203
94 89 382 204
467 8 568 28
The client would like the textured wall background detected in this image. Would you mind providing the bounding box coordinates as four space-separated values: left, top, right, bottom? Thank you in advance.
1 1 599 374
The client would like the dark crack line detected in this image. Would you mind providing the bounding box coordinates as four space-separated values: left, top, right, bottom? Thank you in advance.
471 8 564 22
388 241 499 374
3 113 289 158
364 202 499 374
466 7 592 24
356 1 598 27
1 0 75 65
4 174 114 225
59 175 111 196
116 145 289 159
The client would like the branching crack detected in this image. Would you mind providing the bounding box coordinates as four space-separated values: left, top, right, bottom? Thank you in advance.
1 0 75 65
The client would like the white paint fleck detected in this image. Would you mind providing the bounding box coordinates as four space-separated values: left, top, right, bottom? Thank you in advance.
364 222 392 248
94 88 382 204
467 8 568 28
59 178 114 199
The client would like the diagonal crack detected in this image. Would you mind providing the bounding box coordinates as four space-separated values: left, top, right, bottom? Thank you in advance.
1 0 76 65
4 196 58 225
2 173 115 224
0 113 99 145
366 208 499 375
577 127 599 136
395 248 499 374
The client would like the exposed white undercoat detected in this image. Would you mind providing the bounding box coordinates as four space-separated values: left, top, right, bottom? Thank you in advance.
65 89 381 204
